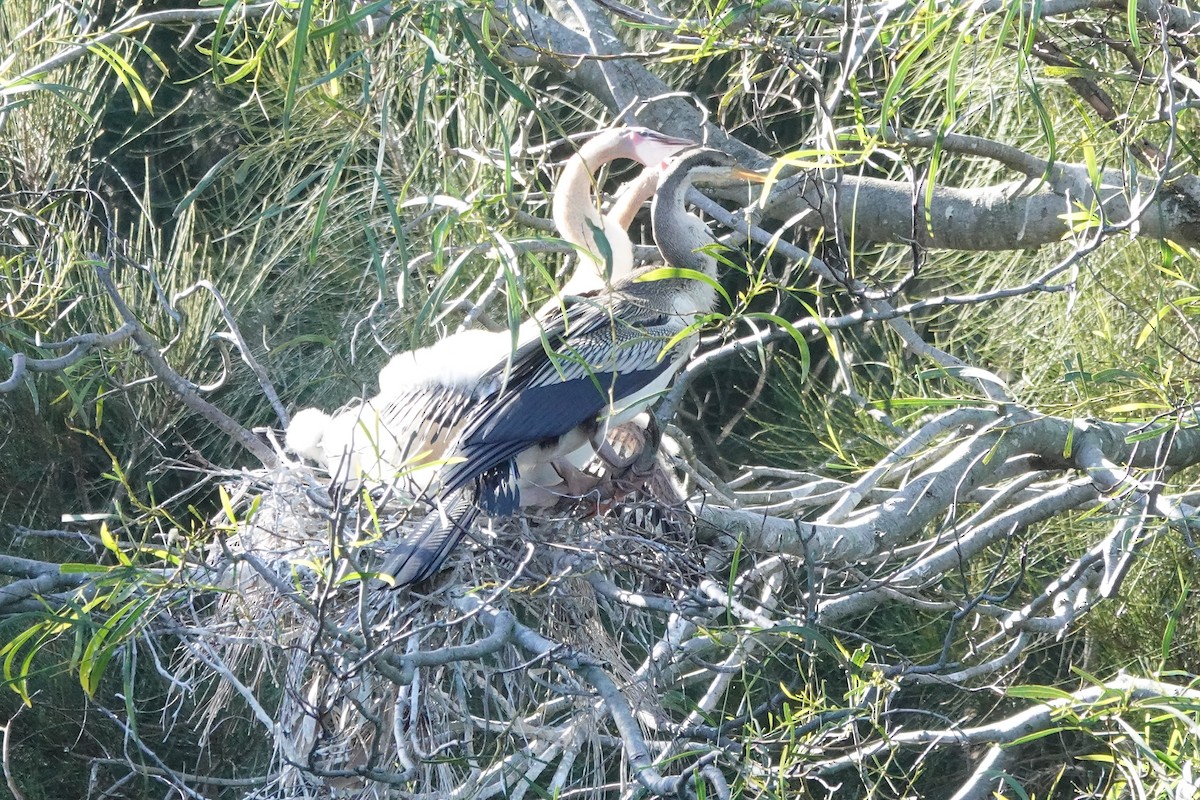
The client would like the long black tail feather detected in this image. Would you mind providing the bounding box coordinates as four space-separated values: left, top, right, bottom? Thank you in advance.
377 489 480 587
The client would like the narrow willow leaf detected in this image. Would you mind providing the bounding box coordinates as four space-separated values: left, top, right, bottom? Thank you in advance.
282 0 316 131
635 266 734 310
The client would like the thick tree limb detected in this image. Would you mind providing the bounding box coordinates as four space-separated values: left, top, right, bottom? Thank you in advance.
766 165 1200 250
489 0 762 162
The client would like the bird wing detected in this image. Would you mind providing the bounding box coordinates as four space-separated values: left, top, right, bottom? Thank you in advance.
376 287 695 587
438 290 691 500
354 380 482 493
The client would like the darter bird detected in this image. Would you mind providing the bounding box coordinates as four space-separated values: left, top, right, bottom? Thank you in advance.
378 147 764 586
287 127 692 487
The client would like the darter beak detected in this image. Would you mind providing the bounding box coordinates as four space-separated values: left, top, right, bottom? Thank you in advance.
731 166 767 183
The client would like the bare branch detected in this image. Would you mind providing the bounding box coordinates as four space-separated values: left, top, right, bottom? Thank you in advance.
1 324 136 393
458 594 688 798
94 265 278 468
1 707 26 800
698 406 1200 609
487 0 762 162
814 675 1200 775
173 281 289 427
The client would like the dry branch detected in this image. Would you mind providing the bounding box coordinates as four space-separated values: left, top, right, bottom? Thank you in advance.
812 674 1200 776
0 324 136 392
94 265 279 468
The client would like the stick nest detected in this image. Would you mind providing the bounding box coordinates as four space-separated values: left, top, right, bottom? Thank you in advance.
173 461 728 799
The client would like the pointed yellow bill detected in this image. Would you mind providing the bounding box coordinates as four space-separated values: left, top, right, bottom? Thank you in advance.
731 166 767 183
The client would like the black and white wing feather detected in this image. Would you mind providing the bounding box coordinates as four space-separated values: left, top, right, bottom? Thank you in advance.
439 288 692 506
378 279 697 586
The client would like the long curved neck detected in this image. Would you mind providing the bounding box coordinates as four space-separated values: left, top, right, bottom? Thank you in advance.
650 171 722 316
553 135 636 290
652 175 719 280
559 166 660 297
606 167 659 231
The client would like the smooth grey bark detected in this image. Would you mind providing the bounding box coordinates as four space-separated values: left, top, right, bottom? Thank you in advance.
698 404 1200 573
767 167 1200 250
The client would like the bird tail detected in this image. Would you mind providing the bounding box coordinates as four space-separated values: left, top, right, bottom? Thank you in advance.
377 489 480 587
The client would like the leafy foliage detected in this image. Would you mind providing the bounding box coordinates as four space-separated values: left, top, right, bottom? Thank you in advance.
3 1 1200 799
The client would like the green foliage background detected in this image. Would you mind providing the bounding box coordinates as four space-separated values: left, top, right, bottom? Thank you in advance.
2 1 1200 798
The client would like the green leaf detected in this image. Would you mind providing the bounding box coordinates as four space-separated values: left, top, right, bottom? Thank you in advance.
454 10 536 111
870 397 991 409
748 312 810 381
1126 0 1141 50
658 313 723 358
87 42 152 113
282 0 316 131
311 0 393 38
218 485 238 531
1106 401 1168 414
1124 424 1175 444
880 14 953 126
584 218 615 282
60 563 116 574
99 523 131 566
913 366 1010 396
309 141 352 262
80 597 152 698
1010 725 1076 746
1007 685 1078 702
1 626 43 705
635 266 734 310
1162 569 1189 665
760 148 854 204
174 151 239 216
1024 71 1058 176
765 625 847 664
